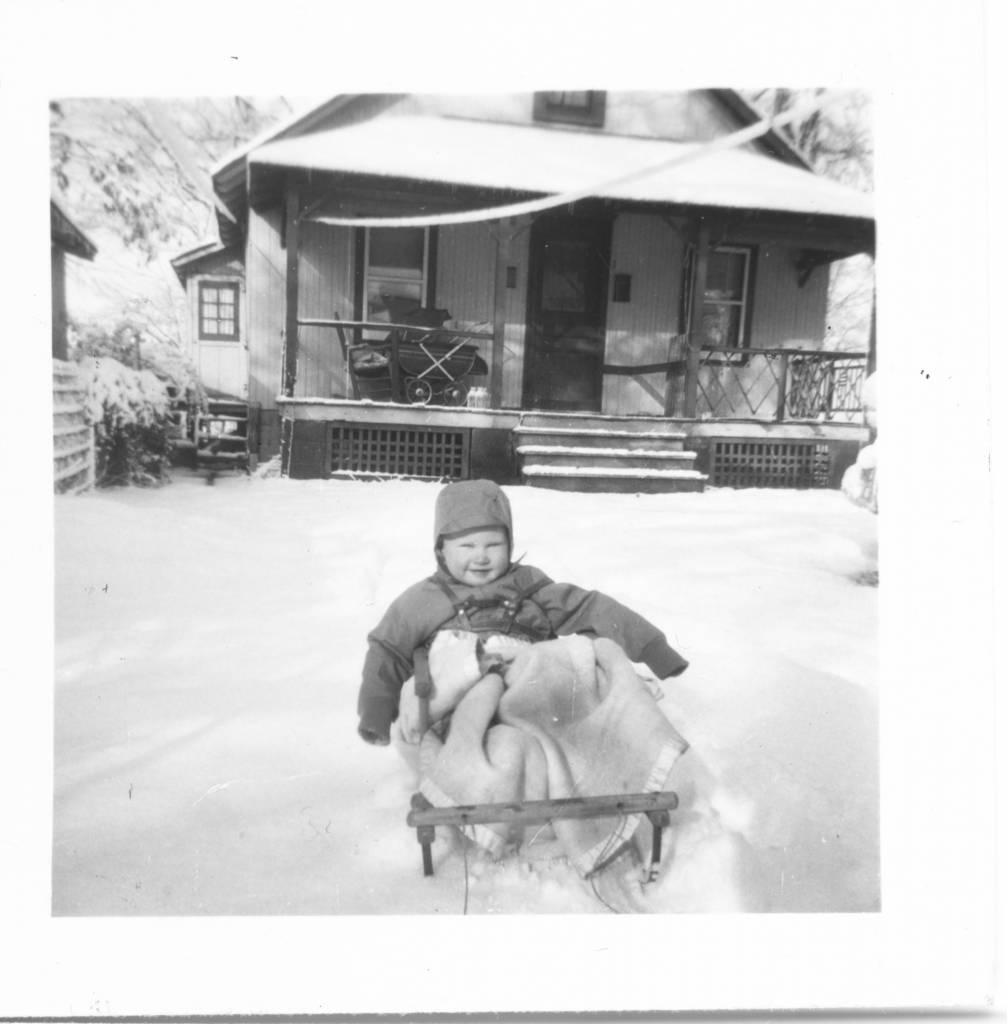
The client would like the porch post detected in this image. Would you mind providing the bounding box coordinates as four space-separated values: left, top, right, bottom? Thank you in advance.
867 280 877 377
682 219 710 419
490 221 512 407
282 182 301 398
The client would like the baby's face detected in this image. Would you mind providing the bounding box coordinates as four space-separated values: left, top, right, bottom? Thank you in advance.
441 527 509 586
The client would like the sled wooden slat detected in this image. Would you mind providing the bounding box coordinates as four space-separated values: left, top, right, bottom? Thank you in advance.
408 790 678 828
408 790 678 878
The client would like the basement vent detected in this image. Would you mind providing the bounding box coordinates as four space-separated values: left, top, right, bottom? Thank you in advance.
331 425 468 480
711 440 831 488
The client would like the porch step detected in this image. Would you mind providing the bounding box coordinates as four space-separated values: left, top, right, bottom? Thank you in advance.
193 399 250 471
513 427 687 452
516 444 699 473
522 464 707 494
513 416 706 494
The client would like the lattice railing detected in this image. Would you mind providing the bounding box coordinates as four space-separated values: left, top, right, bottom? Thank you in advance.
785 354 867 420
331 424 468 479
694 347 868 422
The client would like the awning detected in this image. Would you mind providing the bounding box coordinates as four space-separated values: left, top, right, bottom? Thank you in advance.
249 114 873 225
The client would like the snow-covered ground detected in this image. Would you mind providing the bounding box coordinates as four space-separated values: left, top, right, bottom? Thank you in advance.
53 472 879 915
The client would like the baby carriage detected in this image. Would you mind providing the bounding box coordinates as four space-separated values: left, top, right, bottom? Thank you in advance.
345 308 489 406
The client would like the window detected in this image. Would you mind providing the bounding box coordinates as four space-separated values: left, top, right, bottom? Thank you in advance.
700 246 754 349
364 227 429 323
533 91 606 128
198 282 239 341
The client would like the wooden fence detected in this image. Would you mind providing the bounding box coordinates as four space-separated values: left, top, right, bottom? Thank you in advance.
52 360 94 495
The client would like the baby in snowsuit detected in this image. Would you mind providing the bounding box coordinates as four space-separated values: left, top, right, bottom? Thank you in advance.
357 479 688 748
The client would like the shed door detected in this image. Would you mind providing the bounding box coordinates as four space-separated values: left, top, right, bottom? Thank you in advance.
522 214 611 411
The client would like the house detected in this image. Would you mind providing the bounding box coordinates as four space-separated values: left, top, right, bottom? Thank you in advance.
177 90 875 490
51 198 96 360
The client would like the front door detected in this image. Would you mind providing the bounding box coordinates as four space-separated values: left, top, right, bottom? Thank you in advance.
522 213 611 411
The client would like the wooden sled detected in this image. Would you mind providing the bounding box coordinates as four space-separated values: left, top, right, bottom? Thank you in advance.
405 651 679 881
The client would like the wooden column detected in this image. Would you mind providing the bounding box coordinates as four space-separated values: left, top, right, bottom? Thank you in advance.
867 281 877 377
682 219 710 420
282 183 301 397
490 221 512 408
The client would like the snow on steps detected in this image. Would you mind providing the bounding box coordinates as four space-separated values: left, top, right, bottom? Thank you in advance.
513 425 688 452
517 444 699 472
522 464 706 494
514 414 707 494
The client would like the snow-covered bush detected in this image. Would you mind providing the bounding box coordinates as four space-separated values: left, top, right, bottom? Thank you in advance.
71 318 206 411
81 356 173 486
842 372 878 513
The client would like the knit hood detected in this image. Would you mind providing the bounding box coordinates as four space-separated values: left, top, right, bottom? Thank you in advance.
433 479 513 551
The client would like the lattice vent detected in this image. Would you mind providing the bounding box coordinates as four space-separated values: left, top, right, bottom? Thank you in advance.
331 425 468 480
711 440 831 488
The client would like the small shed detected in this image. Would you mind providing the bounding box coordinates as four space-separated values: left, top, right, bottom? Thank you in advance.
170 239 247 401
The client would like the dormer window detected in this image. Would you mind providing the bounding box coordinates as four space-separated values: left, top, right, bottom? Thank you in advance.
533 91 606 128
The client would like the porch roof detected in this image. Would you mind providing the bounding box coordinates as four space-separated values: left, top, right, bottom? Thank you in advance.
249 114 873 224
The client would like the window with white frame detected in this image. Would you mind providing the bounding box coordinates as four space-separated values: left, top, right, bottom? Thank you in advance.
198 281 239 341
364 227 429 323
700 246 754 349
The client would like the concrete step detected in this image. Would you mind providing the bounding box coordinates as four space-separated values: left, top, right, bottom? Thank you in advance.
521 464 707 494
516 444 698 472
513 426 687 451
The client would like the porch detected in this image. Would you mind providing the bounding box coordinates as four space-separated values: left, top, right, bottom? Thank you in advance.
278 324 870 490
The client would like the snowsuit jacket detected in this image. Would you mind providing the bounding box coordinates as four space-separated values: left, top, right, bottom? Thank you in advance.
357 563 689 742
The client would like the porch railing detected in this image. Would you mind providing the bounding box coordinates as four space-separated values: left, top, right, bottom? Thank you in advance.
297 317 493 405
684 345 868 422
297 317 867 422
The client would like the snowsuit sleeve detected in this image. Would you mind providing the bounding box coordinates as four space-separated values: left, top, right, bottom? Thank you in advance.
357 582 449 743
539 580 689 679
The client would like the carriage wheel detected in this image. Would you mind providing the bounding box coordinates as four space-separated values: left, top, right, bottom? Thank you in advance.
443 382 469 406
405 378 433 404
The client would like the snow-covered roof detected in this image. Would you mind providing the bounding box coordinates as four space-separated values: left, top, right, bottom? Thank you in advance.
170 238 242 281
249 114 873 224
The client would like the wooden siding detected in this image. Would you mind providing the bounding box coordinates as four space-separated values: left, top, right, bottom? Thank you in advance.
296 221 355 399
437 223 495 321
748 243 829 348
246 205 286 413
436 222 495 385
53 360 94 494
246 211 353 410
435 219 529 408
601 214 683 416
